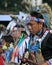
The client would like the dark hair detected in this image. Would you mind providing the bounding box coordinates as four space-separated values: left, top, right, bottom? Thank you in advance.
2 35 14 43
30 11 44 19
14 25 24 28
43 23 47 28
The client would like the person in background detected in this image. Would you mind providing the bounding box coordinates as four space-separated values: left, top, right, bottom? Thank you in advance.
11 24 29 64
2 35 14 63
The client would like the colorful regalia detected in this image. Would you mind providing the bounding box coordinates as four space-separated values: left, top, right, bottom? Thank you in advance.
11 33 30 63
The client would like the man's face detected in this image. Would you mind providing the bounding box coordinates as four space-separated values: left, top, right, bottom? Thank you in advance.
27 21 43 34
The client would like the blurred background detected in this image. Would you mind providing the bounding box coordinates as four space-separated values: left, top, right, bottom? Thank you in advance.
0 0 52 29
0 0 52 14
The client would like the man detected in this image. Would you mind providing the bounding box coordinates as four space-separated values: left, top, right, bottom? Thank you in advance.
25 11 52 65
20 11 44 64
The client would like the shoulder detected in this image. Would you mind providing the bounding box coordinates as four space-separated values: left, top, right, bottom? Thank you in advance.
47 32 52 42
41 31 52 48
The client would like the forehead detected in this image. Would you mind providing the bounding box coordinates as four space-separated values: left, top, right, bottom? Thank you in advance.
27 21 38 26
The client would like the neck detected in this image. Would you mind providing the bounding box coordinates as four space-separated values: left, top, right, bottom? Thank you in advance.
38 29 42 35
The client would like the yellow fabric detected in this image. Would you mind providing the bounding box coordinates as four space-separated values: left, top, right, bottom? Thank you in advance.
3 43 7 50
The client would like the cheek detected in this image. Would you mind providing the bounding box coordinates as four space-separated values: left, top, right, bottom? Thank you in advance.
32 24 39 33
32 24 37 30
39 24 42 30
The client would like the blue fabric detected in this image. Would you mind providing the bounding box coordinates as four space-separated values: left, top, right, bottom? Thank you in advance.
5 48 13 62
5 50 10 62
8 48 13 52
28 35 40 52
28 41 40 52
34 17 40 23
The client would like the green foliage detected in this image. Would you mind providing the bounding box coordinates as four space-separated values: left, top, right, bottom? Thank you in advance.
0 0 52 13
43 0 52 9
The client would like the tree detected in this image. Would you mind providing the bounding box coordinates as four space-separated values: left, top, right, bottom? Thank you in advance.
0 0 52 13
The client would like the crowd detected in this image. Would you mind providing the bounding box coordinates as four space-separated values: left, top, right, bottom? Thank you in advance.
0 9 52 65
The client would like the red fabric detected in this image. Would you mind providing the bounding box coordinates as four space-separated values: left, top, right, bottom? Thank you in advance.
0 56 4 65
13 52 18 57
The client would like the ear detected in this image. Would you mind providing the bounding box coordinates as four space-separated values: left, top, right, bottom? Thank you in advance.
38 23 43 31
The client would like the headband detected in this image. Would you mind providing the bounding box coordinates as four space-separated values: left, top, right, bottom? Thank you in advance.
25 16 44 23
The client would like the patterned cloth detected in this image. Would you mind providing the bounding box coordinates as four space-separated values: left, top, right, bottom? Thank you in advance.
11 37 30 63
28 35 40 52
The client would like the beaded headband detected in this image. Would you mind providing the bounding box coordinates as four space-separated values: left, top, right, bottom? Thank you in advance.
25 16 44 23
